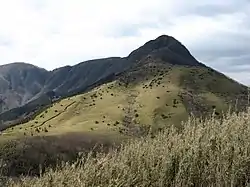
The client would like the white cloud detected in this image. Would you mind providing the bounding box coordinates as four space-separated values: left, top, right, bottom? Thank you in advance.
0 0 249 85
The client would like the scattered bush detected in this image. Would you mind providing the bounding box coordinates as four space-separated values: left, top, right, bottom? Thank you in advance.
161 114 166 119
215 111 220 116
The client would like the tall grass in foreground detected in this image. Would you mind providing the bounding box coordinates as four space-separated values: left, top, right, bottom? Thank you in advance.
6 109 250 187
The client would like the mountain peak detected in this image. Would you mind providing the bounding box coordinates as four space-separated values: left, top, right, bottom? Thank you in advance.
0 62 48 74
0 62 38 70
128 35 204 67
152 34 177 44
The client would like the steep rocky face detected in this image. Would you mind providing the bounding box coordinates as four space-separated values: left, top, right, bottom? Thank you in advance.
0 63 49 113
45 57 133 94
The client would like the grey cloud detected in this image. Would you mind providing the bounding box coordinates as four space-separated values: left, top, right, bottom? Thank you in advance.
189 27 250 84
216 61 250 73
176 1 250 85
193 5 237 17
190 0 249 17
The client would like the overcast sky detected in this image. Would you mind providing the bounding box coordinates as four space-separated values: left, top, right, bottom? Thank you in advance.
0 0 249 85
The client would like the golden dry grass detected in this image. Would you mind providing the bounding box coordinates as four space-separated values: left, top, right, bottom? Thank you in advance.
4 108 250 187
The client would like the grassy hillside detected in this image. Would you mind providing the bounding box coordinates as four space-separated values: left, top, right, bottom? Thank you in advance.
1 61 248 139
4 107 250 187
0 60 248 177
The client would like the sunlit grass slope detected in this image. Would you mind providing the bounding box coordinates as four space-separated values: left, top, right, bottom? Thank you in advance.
1 62 248 141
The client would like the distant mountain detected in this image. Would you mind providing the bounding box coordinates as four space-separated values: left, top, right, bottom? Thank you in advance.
0 62 49 113
0 35 248 129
